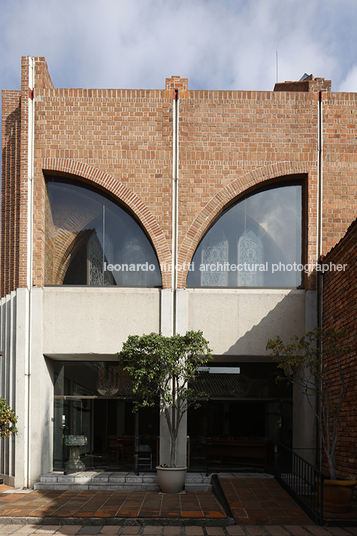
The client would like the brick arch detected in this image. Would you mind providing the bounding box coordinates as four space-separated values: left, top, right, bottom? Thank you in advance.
177 162 310 288
42 158 172 288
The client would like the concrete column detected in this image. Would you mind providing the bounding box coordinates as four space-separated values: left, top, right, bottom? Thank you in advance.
28 288 53 487
159 289 171 465
160 289 173 336
159 289 189 467
175 289 189 335
292 290 318 465
14 288 28 488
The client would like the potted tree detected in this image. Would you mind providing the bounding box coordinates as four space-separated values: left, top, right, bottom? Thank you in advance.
266 327 357 513
117 330 212 493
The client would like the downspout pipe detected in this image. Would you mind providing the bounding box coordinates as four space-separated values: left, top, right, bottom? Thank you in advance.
25 56 35 488
316 90 323 470
172 88 179 336
171 88 179 465
317 90 323 329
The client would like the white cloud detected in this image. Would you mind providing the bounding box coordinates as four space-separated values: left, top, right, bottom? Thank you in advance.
0 0 357 92
339 65 357 92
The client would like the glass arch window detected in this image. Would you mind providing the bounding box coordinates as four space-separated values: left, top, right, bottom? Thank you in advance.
187 184 302 288
45 177 162 287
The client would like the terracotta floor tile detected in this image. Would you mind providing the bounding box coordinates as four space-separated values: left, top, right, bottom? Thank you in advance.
115 510 138 518
95 507 116 516
0 475 347 524
234 517 254 525
9 509 37 517
205 511 226 519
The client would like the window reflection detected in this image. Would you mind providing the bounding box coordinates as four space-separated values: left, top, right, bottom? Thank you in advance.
187 184 302 288
201 230 228 286
45 178 162 287
238 230 263 286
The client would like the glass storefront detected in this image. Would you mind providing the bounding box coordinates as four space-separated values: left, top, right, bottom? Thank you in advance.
53 362 159 472
53 361 291 473
187 363 292 472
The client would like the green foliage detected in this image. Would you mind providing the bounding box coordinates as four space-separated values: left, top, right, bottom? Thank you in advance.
266 327 351 479
117 330 212 466
0 398 18 439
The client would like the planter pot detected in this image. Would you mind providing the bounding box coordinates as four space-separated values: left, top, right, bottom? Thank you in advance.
323 479 357 513
156 466 187 493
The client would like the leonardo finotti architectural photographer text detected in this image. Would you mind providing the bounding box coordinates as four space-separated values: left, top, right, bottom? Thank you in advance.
104 261 348 274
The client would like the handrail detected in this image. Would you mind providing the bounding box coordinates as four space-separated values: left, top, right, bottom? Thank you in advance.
275 441 324 526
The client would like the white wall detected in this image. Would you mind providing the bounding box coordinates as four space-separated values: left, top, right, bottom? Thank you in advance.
187 288 306 356
43 287 161 357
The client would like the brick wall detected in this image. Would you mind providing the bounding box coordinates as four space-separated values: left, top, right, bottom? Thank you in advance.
2 56 357 295
1 90 21 296
322 222 357 479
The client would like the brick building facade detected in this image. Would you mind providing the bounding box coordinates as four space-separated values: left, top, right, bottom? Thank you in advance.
321 221 357 481
0 56 356 487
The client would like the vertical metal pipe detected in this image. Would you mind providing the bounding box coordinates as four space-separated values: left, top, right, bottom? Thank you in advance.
172 89 179 335
317 91 323 264
170 89 179 464
25 56 35 488
316 91 323 471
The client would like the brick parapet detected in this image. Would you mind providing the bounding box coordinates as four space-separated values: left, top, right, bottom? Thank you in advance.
165 76 189 99
274 75 331 93
33 56 54 89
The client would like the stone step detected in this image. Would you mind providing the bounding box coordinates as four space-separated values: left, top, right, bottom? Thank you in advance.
34 471 212 491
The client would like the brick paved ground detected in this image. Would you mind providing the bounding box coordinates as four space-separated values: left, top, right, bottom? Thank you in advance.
0 524 356 536
0 481 356 530
0 478 312 524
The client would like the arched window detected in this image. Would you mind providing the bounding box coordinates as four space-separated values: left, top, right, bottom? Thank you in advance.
45 178 162 287
187 183 302 288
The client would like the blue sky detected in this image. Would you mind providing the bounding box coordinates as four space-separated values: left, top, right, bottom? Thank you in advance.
1 0 357 93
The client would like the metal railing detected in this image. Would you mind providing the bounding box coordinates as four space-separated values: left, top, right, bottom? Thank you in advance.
275 441 325 525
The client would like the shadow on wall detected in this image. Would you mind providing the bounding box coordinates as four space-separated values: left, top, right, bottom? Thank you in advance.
189 289 308 357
